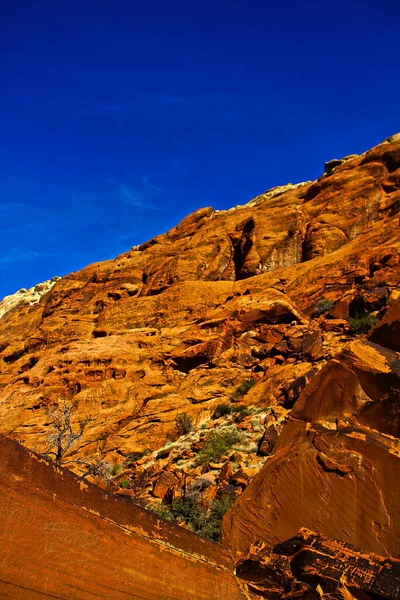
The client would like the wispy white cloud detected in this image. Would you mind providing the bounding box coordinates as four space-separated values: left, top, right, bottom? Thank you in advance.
106 175 164 209
118 183 144 206
141 174 162 194
0 248 44 266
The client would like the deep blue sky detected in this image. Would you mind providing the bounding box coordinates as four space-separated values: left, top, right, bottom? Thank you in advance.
1 0 399 299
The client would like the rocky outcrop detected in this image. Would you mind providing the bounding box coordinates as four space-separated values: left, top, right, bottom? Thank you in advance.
222 334 400 558
0 135 399 556
0 276 60 319
0 434 246 599
236 528 400 599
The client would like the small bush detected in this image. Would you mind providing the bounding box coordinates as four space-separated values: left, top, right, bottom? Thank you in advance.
214 403 232 418
175 412 194 436
149 503 174 521
199 496 235 541
313 298 334 317
111 464 122 476
348 313 379 334
231 405 251 422
196 427 242 465
124 451 146 463
119 479 131 489
231 378 256 401
149 495 234 542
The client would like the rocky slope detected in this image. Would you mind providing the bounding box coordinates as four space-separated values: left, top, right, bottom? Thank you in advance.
0 134 399 557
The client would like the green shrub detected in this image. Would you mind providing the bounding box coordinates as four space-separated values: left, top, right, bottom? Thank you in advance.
119 479 131 489
111 464 122 476
313 298 334 316
231 378 256 401
196 427 242 465
348 313 379 334
149 503 174 521
149 495 234 542
175 412 194 436
195 496 234 541
124 451 146 463
171 497 202 528
214 403 232 418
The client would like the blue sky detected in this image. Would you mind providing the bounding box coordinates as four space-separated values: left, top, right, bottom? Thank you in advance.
1 0 399 299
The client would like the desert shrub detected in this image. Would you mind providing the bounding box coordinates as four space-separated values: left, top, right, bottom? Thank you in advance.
313 298 334 317
149 503 174 521
124 451 146 463
197 496 234 541
175 412 194 436
149 495 234 542
111 464 122 476
231 405 251 422
348 313 379 334
119 479 130 489
196 427 242 465
231 378 256 401
171 497 202 529
214 403 232 418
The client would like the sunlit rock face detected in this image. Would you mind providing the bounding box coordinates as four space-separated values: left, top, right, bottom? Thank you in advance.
0 135 399 560
0 276 60 319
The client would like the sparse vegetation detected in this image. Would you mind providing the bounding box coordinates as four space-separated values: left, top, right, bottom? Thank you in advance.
214 403 232 418
111 463 122 476
119 479 131 489
42 400 95 467
196 427 242 465
147 495 234 541
175 412 194 436
348 312 379 334
231 378 256 401
150 503 174 521
231 405 251 422
313 298 334 317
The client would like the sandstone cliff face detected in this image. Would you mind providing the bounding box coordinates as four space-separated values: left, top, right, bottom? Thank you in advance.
3 436 397 599
0 135 399 560
222 323 400 557
0 435 246 599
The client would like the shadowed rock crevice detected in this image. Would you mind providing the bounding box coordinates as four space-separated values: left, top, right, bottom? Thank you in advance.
229 218 256 280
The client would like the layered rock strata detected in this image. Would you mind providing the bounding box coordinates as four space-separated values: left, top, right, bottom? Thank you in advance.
0 434 246 599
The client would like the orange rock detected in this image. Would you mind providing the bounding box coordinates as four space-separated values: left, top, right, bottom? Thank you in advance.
152 471 179 499
0 135 399 563
222 337 400 556
218 461 233 483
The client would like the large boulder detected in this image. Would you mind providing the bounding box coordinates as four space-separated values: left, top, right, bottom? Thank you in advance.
222 339 400 557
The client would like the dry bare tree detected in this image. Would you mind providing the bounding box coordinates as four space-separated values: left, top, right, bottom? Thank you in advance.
43 399 95 467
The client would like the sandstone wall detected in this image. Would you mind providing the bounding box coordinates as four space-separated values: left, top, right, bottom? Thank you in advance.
0 435 245 599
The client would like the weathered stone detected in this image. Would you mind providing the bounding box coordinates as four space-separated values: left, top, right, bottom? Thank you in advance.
0 435 246 599
222 338 400 556
219 461 233 482
152 471 179 499
236 528 400 599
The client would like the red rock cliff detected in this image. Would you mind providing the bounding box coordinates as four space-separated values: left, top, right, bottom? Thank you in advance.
0 434 246 599
0 134 399 568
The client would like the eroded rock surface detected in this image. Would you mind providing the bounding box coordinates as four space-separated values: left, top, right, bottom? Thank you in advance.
236 528 400 599
0 135 399 554
222 334 400 558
